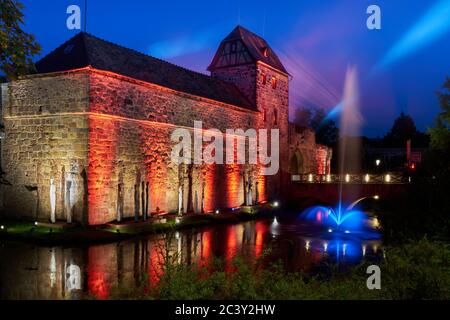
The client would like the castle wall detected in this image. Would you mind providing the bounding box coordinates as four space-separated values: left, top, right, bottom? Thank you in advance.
211 64 258 106
288 125 332 175
86 69 266 224
1 66 329 225
1 72 89 223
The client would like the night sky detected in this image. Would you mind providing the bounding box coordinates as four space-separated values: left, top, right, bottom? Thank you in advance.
20 0 450 137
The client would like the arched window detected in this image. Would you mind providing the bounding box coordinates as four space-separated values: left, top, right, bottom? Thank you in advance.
273 109 278 126
261 74 267 84
271 77 277 89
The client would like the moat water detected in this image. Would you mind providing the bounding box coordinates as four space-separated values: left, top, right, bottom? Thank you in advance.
0 217 382 299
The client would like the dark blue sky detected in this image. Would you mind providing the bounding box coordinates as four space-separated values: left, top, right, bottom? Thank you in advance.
21 0 450 137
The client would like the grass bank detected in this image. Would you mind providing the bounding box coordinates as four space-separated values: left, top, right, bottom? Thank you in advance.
108 238 450 300
0 208 274 245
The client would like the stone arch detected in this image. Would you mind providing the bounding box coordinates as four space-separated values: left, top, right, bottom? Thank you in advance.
290 151 304 174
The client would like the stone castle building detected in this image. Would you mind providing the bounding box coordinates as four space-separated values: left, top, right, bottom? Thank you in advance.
0 26 331 225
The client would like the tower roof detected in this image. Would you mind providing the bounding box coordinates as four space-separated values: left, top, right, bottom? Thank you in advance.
34 32 254 110
208 25 287 74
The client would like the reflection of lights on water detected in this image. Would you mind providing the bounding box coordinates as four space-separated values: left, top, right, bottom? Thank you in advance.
343 243 347 256
272 217 279 226
362 245 367 256
323 242 328 252
305 240 310 251
372 217 380 228
50 250 56 288
66 264 81 291
175 217 181 224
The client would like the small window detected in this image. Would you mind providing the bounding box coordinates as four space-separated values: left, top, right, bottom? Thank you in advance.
261 74 267 85
230 42 237 53
64 44 75 55
262 47 269 57
271 77 277 89
263 109 266 122
274 109 278 126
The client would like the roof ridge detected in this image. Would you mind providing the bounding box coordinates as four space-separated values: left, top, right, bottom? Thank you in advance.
82 32 215 80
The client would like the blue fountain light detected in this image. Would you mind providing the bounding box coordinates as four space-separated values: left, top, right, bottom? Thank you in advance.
300 205 367 230
298 202 381 242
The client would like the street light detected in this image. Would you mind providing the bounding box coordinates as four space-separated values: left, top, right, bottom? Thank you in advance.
375 159 381 166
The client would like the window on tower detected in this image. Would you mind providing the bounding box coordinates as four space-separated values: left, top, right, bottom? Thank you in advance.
263 109 267 122
271 77 277 89
262 74 267 84
274 109 278 126
230 42 237 53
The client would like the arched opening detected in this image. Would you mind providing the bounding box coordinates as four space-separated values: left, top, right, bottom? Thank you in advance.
290 151 304 175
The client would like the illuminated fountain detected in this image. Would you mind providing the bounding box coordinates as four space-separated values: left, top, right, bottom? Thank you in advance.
299 67 380 241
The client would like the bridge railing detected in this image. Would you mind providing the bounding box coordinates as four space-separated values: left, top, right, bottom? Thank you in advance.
291 173 408 184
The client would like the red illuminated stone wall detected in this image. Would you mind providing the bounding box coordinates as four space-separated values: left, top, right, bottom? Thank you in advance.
86 69 263 224
1 65 330 225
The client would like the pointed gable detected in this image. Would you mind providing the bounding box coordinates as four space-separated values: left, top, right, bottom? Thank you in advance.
208 25 287 74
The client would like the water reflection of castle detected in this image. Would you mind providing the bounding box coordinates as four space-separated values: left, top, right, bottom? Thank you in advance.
0 220 380 299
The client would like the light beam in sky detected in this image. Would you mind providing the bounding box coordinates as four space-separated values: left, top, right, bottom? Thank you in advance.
379 0 450 68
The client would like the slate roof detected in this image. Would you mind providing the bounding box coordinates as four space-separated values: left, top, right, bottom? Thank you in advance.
35 32 255 110
208 25 287 74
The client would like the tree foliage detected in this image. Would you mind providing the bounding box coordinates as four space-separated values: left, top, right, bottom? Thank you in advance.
429 77 450 152
382 112 429 147
293 107 339 147
0 0 40 80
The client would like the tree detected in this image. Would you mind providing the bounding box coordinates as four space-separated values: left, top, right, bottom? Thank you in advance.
429 77 450 152
0 0 41 80
292 107 312 128
293 107 339 147
383 112 429 147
